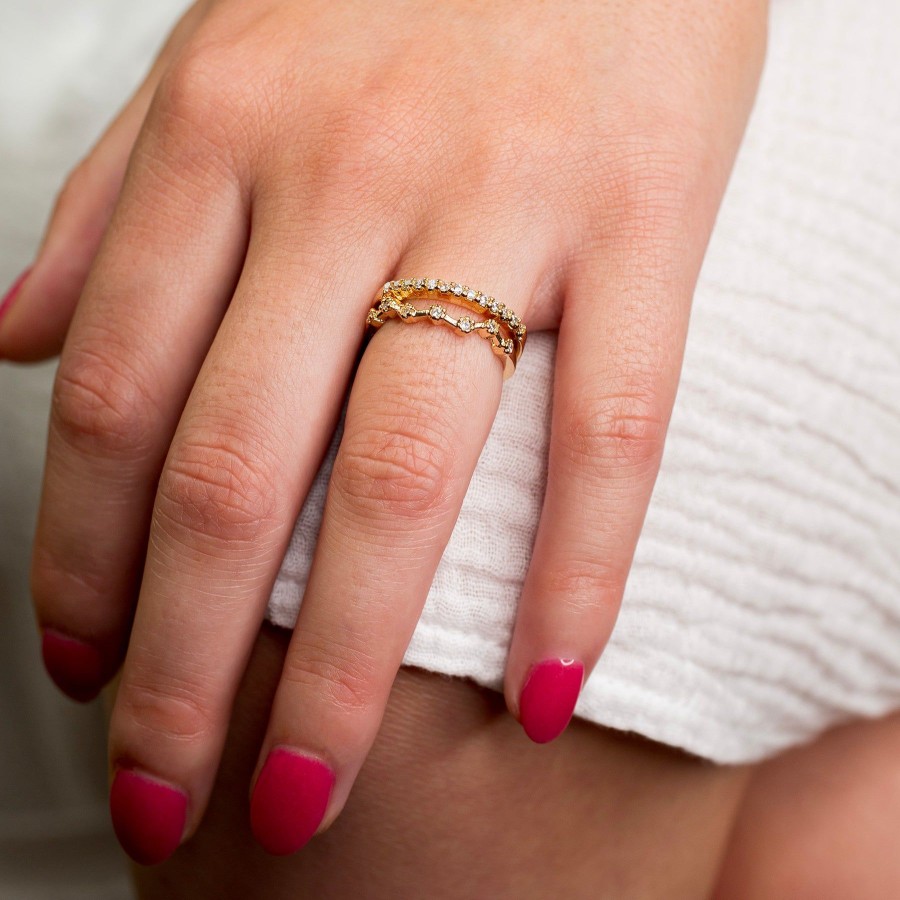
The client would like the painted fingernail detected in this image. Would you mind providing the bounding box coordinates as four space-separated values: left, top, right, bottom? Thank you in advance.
0 267 31 330
109 769 187 866
251 748 335 856
519 658 585 744
41 628 105 702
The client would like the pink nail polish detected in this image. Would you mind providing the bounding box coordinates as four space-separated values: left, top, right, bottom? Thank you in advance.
0 267 31 329
519 658 584 744
41 628 105 702
109 769 187 866
251 748 335 856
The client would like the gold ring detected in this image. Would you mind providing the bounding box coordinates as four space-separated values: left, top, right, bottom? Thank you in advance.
365 279 527 380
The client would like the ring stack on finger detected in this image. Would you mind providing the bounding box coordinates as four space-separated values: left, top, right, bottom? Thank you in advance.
365 278 527 379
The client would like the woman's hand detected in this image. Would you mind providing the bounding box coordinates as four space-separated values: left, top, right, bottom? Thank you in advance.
0 0 767 865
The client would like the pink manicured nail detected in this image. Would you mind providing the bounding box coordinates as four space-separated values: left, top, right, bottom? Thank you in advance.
41 628 105 702
109 769 187 865
519 658 584 744
251 748 335 856
0 267 31 329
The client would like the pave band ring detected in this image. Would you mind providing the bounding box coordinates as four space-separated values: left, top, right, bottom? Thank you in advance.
365 279 527 380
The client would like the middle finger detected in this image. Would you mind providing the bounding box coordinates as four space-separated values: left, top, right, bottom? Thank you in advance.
105 189 394 866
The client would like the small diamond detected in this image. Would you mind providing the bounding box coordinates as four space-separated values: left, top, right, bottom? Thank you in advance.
383 281 393 292
517 323 526 335
509 315 520 328
451 284 464 296
438 281 449 292
486 320 499 335
426 279 438 290
399 304 416 318
488 299 500 314
458 317 474 333
429 305 444 319
478 294 489 307
503 340 513 354
466 290 477 301
499 306 510 320
415 278 425 289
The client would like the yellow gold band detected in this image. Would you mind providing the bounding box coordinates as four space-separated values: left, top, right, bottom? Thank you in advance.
365 278 527 380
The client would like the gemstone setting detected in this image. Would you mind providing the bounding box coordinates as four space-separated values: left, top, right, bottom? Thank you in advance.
366 278 526 377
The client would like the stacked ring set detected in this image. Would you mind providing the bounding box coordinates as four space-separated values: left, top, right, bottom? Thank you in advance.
365 278 527 379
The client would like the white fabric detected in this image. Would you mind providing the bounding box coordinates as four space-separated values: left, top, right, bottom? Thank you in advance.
267 2 900 763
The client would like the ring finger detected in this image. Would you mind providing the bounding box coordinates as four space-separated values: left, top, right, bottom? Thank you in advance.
249 223 553 855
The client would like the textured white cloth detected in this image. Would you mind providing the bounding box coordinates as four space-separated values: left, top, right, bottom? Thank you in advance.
268 1 900 763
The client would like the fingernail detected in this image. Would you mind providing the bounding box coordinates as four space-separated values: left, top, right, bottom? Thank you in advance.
519 658 584 744
0 267 31 330
41 628 105 702
251 748 335 856
109 768 188 866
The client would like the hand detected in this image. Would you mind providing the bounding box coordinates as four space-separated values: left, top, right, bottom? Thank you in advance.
1 0 767 865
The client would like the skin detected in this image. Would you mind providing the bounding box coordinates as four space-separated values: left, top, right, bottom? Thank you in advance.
0 0 769 866
717 712 900 899
117 629 900 898
118 625 751 899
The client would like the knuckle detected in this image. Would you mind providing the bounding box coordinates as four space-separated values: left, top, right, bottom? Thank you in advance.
281 637 380 717
577 108 703 242
542 559 628 611
334 425 453 520
117 674 217 746
604 150 695 238
308 85 436 207
149 43 251 172
317 102 401 189
157 43 234 125
561 386 666 476
52 342 155 458
156 433 280 544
